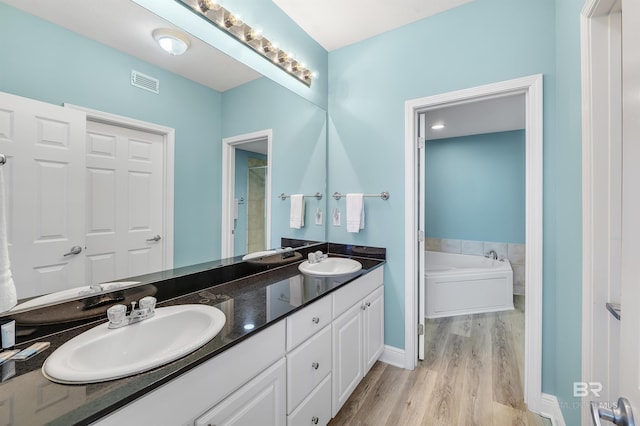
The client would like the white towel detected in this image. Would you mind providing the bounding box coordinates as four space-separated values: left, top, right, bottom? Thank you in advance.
289 194 305 229
0 168 16 312
346 193 365 233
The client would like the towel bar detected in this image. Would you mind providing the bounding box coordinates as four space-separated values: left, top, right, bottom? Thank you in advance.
280 192 323 200
332 191 390 201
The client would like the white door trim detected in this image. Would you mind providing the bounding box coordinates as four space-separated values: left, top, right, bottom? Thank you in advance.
404 74 544 412
63 103 175 271
221 129 273 258
580 0 622 424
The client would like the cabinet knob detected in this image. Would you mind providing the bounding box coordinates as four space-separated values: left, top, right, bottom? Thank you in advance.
361 304 366 311
312 416 319 424
366 302 371 307
312 316 320 324
312 362 319 370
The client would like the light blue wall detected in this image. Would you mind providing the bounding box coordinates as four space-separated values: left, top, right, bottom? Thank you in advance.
328 0 583 422
0 3 224 268
425 130 525 243
132 0 328 110
222 77 327 247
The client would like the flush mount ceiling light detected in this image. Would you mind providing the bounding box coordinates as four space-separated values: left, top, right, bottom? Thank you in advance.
431 123 445 130
176 0 314 87
152 28 191 56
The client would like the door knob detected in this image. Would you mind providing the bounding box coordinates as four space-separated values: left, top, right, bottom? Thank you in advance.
591 397 636 426
63 245 82 256
146 234 161 242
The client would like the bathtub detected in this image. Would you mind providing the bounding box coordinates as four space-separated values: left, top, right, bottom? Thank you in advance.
425 250 514 318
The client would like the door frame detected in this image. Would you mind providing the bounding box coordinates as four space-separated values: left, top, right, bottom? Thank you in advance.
221 129 272 258
64 103 175 271
404 74 546 413
580 0 622 423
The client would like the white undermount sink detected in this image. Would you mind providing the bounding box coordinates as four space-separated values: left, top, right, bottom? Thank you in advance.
42 304 226 384
298 257 363 277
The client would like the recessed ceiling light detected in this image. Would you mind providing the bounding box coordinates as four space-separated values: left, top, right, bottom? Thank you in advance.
152 29 191 56
243 323 255 330
431 124 445 130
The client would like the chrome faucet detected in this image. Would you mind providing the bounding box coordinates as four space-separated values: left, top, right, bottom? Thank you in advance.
106 296 156 329
486 250 498 260
307 250 328 264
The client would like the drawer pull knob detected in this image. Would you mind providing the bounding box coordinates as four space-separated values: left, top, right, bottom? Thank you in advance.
312 416 319 424
312 317 320 324
312 362 319 370
361 305 366 310
366 302 371 307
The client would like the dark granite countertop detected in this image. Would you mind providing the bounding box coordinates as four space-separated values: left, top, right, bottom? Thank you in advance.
0 245 384 425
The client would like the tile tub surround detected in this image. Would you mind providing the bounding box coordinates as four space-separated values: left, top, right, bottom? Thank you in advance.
0 245 385 425
426 238 525 295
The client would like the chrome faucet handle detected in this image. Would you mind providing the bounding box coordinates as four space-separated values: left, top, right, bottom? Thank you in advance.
308 252 317 263
138 296 157 312
107 304 127 324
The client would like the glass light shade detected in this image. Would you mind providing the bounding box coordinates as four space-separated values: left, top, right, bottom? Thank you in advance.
152 29 190 56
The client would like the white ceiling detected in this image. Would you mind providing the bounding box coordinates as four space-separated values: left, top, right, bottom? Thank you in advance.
425 95 526 140
272 0 475 51
5 0 520 139
2 0 261 92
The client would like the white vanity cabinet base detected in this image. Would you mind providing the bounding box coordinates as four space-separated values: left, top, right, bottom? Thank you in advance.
194 358 286 426
332 302 364 416
93 321 286 426
363 286 385 373
286 325 331 413
288 374 332 426
286 295 332 351
331 267 385 417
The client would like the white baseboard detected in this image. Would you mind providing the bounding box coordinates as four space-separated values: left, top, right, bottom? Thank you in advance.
378 345 405 368
538 393 567 426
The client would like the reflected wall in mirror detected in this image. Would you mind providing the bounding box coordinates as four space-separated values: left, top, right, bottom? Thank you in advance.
0 0 326 308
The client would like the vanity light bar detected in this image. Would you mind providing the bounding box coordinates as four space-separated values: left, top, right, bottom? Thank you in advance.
176 0 314 87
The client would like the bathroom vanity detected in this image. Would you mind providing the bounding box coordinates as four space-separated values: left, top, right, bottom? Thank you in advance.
0 243 385 425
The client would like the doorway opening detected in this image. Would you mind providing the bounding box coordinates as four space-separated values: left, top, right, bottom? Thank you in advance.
221 129 272 258
404 75 548 415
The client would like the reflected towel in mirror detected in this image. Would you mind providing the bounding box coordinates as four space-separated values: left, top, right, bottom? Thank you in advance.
289 194 305 229
0 168 17 312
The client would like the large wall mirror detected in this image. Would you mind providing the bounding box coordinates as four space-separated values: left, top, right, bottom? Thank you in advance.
0 0 327 311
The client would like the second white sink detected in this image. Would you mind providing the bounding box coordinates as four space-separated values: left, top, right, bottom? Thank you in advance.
298 257 362 277
42 304 226 384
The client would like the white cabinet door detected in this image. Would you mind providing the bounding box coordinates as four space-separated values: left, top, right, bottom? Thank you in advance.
0 91 86 298
331 302 363 417
84 121 166 284
195 358 286 426
363 286 384 374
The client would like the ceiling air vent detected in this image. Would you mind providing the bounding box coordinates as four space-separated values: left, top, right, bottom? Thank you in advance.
131 70 160 94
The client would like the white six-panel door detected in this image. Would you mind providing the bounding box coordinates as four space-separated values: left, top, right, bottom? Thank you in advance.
84 121 165 285
0 91 168 299
0 91 87 298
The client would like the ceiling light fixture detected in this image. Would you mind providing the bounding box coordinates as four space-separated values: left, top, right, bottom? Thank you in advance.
431 124 445 130
152 29 191 56
176 0 314 87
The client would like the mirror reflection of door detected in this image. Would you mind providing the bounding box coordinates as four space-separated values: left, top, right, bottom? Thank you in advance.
233 142 268 256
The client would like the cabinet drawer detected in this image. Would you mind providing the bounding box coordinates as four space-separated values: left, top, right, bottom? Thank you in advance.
287 326 331 413
287 374 331 426
333 266 383 318
194 358 286 426
286 295 332 351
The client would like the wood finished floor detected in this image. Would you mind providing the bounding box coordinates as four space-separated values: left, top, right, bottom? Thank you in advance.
328 297 552 426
